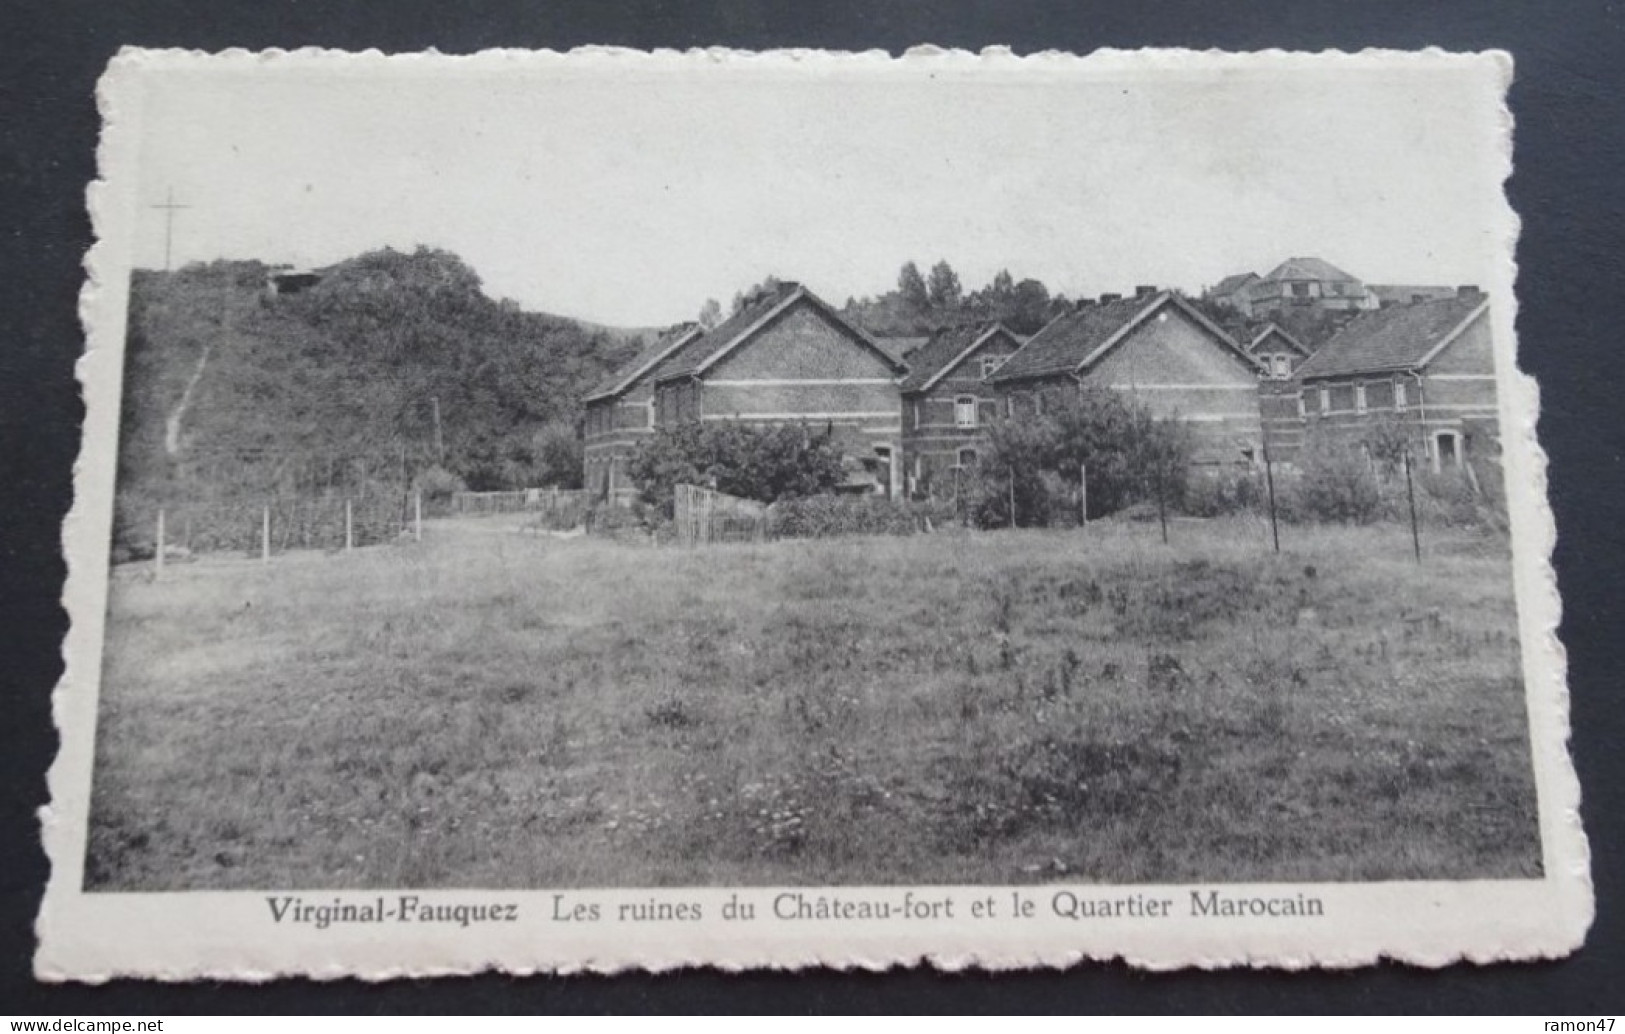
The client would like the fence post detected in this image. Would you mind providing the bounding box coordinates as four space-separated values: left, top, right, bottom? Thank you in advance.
261 506 271 564
155 508 165 580
345 499 354 553
1080 463 1089 528
1263 443 1280 554
414 491 423 542
1155 459 1169 546
1008 466 1016 530
1404 448 1422 563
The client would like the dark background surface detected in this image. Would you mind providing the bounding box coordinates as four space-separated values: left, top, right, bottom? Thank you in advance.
2 0 1622 1014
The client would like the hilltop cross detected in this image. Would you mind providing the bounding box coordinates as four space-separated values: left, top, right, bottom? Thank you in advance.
151 188 191 271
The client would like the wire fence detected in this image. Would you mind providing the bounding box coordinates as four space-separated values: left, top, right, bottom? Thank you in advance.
132 493 420 572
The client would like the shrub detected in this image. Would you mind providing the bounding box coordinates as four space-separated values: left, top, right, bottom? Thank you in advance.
627 421 846 516
768 494 947 538
973 385 1195 528
1177 470 1264 518
412 465 467 505
1284 437 1380 523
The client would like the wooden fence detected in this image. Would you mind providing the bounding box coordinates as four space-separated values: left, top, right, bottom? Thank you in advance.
672 483 768 546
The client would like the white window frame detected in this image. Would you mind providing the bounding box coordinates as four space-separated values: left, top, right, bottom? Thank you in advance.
1296 394 1306 418
1318 386 1331 413
955 396 978 429
1394 379 1408 412
980 355 1009 379
1355 384 1368 414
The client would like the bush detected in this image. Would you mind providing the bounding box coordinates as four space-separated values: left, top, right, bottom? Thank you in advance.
972 385 1196 528
1177 470 1264 518
627 421 847 516
412 465 467 505
768 494 949 538
1283 438 1379 523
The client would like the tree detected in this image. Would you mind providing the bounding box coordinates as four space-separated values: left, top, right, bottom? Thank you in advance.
627 421 847 515
972 385 1195 527
897 261 929 311
697 298 723 329
927 260 963 310
990 268 1015 299
1008 278 1054 334
532 421 585 488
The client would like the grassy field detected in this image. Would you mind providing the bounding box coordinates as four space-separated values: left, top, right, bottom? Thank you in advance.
85 515 1541 890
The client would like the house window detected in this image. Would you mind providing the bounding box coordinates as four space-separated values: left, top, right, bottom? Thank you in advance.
980 354 1009 379
955 396 977 428
1292 281 1311 297
912 400 921 429
957 448 979 467
1394 380 1408 412
1273 355 1291 379
1318 387 1331 413
1296 394 1306 418
1034 392 1045 416
1355 384 1368 414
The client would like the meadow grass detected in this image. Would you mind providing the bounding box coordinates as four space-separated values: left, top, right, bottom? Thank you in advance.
85 515 1541 889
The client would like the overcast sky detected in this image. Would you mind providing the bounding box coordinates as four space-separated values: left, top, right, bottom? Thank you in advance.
128 51 1510 327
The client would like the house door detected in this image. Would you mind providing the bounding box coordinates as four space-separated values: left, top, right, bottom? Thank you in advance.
1434 430 1461 470
873 446 896 499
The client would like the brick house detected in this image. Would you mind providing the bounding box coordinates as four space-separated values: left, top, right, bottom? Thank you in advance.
989 288 1266 466
1291 287 1496 471
896 322 1024 496
651 281 911 496
581 323 705 496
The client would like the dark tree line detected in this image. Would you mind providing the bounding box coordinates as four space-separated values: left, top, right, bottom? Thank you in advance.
844 260 1073 337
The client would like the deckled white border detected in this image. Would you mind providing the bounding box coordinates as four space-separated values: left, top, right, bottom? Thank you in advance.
37 45 1592 982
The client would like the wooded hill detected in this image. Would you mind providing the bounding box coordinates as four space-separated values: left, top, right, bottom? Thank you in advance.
116 248 639 526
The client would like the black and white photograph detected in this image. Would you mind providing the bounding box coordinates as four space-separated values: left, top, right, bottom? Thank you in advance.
36 46 1589 978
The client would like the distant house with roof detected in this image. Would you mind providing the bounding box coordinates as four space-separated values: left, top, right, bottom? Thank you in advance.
1241 257 1378 317
581 323 705 496
897 322 1025 495
650 281 911 497
1292 287 1495 471
989 287 1266 466
1206 272 1260 314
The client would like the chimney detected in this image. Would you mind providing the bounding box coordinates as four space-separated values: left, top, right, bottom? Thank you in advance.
1074 297 1096 312
1456 284 1483 300
1099 292 1123 305
1135 285 1157 299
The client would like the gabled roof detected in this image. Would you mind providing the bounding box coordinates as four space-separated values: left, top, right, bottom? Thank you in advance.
655 282 907 383
1210 272 1259 296
875 336 930 365
899 322 1021 393
990 292 1258 384
1261 256 1362 284
582 323 705 403
1248 323 1311 357
1293 295 1489 381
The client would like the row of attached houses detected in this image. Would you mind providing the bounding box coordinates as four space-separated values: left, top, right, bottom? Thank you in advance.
582 278 1499 499
1290 287 1497 471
